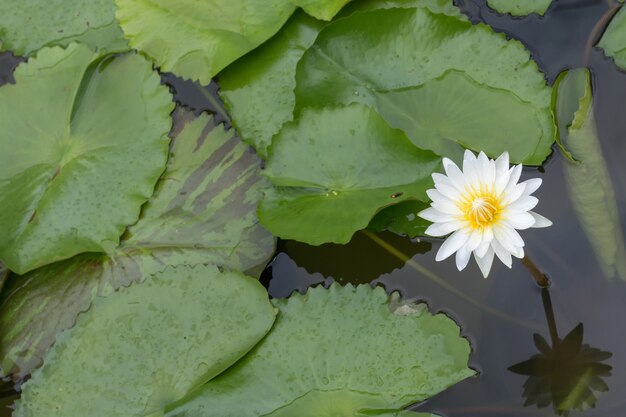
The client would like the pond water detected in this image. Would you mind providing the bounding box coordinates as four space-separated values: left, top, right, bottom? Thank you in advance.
1 0 626 416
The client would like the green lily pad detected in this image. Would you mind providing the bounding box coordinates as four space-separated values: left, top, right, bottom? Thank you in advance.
0 262 7 295
258 104 440 245
220 3 463 158
219 11 325 157
342 0 464 18
0 111 274 380
166 284 474 417
115 0 296 84
291 0 353 20
0 43 173 274
377 413 438 417
0 0 127 56
376 70 543 162
368 200 430 238
295 7 555 164
597 8 626 71
14 264 277 417
486 0 551 16
553 69 626 281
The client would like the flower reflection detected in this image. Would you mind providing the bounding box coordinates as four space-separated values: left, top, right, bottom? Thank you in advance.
509 289 612 416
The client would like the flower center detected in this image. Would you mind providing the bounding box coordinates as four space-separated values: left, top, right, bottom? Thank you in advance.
460 190 501 229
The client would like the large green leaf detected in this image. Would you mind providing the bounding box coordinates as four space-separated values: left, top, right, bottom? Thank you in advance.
0 43 173 274
219 2 462 159
553 69 626 281
0 262 7 295
14 264 277 417
598 7 626 71
341 0 464 18
0 111 274 380
115 0 296 84
0 0 127 56
291 0 352 20
219 11 325 158
167 284 474 417
375 70 543 162
295 7 554 164
258 104 440 245
486 0 552 16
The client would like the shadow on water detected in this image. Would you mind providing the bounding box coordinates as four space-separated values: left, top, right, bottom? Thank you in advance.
1 0 625 416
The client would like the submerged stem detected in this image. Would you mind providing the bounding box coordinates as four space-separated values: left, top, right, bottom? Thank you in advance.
521 256 551 288
362 230 540 331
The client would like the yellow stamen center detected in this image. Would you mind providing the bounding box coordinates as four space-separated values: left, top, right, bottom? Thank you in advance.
459 187 501 229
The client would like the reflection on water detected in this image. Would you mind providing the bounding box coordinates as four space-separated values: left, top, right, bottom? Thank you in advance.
508 289 612 415
274 231 431 284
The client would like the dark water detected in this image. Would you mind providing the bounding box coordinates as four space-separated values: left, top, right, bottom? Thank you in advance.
2 0 626 416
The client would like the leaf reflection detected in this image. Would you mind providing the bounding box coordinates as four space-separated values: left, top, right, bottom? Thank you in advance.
509 288 612 415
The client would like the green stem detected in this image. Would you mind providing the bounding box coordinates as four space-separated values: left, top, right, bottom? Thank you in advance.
521 255 550 288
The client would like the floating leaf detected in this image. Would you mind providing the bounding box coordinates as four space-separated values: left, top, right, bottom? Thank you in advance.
598 8 626 71
291 0 352 20
220 11 325 157
342 0 464 18
0 262 7 295
0 43 173 274
167 284 474 417
377 413 438 417
0 111 274 380
375 70 543 162
115 0 296 84
258 104 440 245
368 201 430 238
553 69 626 281
14 264 277 417
295 7 554 164
486 0 551 16
0 0 127 56
220 3 462 158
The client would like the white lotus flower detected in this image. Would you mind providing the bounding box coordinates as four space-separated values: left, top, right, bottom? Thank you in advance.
418 150 552 278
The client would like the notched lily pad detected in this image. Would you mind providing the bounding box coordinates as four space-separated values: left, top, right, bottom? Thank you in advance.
0 111 274 381
368 200 430 238
341 0 464 18
220 3 463 159
0 0 127 56
376 70 543 163
220 11 325 158
486 0 552 16
0 43 173 274
291 0 353 20
258 103 440 245
115 0 296 84
14 264 277 417
167 284 474 417
295 7 555 164
597 7 626 71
